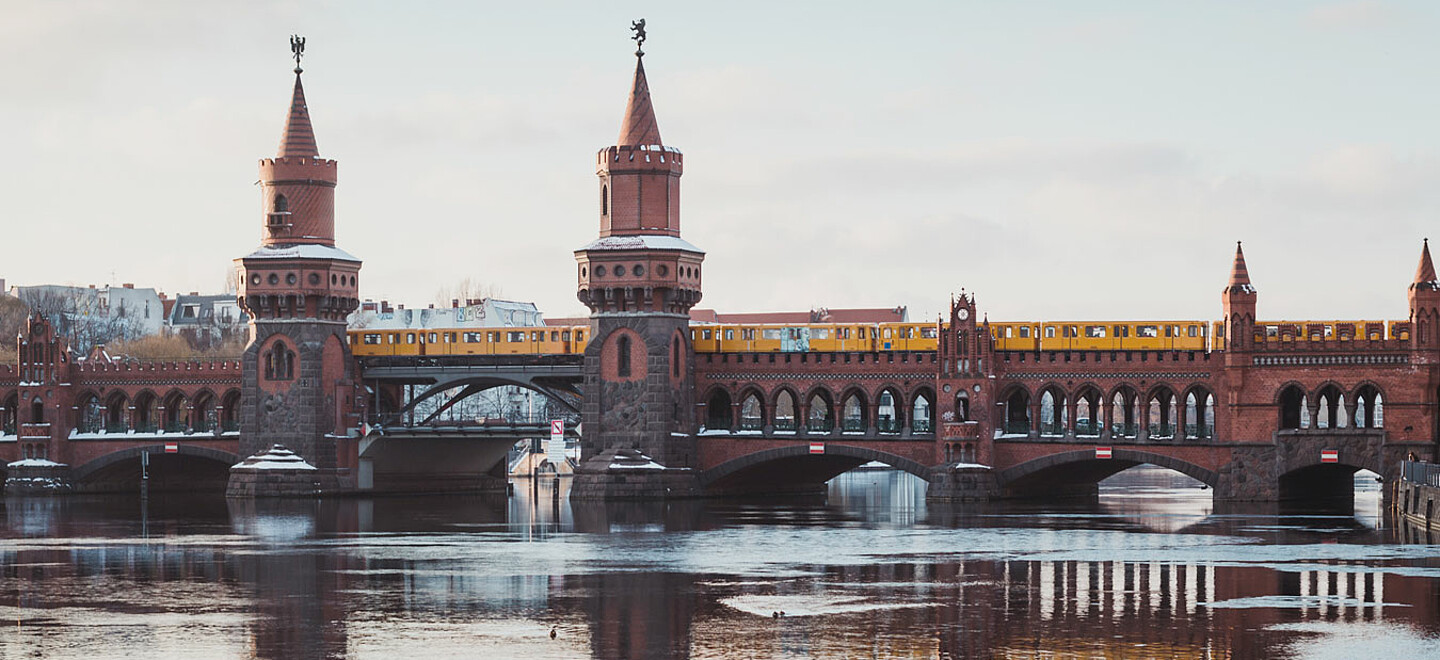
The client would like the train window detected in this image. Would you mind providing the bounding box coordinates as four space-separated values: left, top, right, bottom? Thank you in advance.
1085 326 1106 338
1003 327 1012 339
488 331 500 342
532 331 542 341
1137 325 1158 338
507 332 524 342
840 328 850 339
1188 325 1198 337
1068 325 1078 338
1323 325 1334 338
743 329 755 340
576 331 584 342
406 333 416 344
763 329 783 340
429 333 438 343
921 327 937 339
1019 327 1030 338
388 334 398 344
1114 325 1129 338
1045 326 1055 338
815 328 830 339
363 334 381 344
463 332 481 342
562 331 571 341
725 329 734 340
703 329 712 340
551 331 559 341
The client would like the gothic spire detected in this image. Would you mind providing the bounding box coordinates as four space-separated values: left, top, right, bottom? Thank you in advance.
277 70 319 158
617 54 662 147
1225 241 1254 294
1413 238 1439 291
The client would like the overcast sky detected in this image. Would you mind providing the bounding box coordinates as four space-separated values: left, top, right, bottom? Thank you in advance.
3 1 1440 322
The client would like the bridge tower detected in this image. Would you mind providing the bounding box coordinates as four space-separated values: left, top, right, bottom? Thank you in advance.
228 45 364 496
1409 239 1440 352
570 39 706 499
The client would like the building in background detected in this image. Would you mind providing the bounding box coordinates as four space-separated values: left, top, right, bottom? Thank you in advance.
351 298 543 330
7 283 164 349
164 292 247 350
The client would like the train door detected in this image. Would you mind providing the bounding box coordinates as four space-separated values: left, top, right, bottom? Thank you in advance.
781 327 810 352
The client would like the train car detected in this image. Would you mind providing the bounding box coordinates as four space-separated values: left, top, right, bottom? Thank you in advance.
1211 321 1226 351
990 323 1040 351
877 323 939 351
349 325 588 357
1389 320 1411 341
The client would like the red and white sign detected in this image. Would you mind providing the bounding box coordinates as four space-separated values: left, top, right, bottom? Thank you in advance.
164 443 178 454
1095 446 1112 460
550 420 565 436
1321 449 1339 464
809 442 826 455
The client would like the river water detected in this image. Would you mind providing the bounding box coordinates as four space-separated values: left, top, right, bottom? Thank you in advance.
1 466 1437 659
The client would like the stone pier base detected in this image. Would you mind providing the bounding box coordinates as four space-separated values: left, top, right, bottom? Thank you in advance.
925 465 998 501
3 461 74 495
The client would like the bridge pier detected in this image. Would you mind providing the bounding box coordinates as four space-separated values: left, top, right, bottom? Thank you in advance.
925 465 998 501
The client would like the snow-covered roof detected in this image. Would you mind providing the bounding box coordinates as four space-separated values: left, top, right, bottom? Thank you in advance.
241 244 360 262
577 235 704 254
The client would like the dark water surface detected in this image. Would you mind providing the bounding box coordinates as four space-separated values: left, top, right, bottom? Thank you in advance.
1 467 1438 659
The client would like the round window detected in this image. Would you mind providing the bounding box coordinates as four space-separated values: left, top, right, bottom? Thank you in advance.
330 274 337 285
287 273 298 285
633 264 645 276
581 266 588 278
657 264 668 276
594 265 606 278
309 273 321 285
267 273 279 285
250 274 261 285
614 265 627 277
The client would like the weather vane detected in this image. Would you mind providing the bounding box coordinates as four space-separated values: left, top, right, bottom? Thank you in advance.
630 19 646 56
290 34 306 73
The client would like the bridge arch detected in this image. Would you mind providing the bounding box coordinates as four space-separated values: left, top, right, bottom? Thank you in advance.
997 448 1218 497
70 444 240 493
386 375 583 425
700 443 932 495
703 386 733 431
770 387 799 431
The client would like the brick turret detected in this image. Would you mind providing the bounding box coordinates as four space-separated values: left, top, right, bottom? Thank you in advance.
230 44 364 496
1222 242 1257 352
1408 238 1440 349
572 38 704 499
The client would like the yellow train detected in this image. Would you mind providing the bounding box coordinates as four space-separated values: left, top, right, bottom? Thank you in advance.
348 318 1412 358
349 326 590 356
990 321 1210 352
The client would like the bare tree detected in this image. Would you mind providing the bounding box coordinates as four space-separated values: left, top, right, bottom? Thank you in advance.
0 294 26 365
433 277 503 307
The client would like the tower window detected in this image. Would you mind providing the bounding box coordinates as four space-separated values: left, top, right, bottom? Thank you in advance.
601 185 609 216
274 194 289 213
617 335 631 378
264 341 295 380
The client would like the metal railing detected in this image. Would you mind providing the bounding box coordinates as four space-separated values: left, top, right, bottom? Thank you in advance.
773 419 797 432
194 420 214 433
222 420 239 433
1039 422 1064 437
1112 423 1138 438
134 422 158 434
843 418 865 432
1 423 13 436
1150 424 1174 439
878 419 901 434
808 418 834 433
1185 424 1212 440
1402 460 1440 487
1074 421 1101 436
106 422 128 434
164 421 188 434
738 418 764 431
1005 421 1031 435
913 419 933 433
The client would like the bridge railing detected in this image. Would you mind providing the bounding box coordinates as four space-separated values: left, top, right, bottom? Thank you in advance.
1074 421 1101 436
739 418 764 432
774 418 797 432
1185 424 1213 440
1004 421 1031 435
913 419 933 433
877 419 900 434
808 418 834 433
1402 460 1440 488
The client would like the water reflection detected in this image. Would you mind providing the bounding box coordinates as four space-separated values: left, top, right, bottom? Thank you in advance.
0 467 1436 659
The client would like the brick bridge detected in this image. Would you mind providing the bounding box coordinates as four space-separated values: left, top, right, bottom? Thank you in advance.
5 46 1439 501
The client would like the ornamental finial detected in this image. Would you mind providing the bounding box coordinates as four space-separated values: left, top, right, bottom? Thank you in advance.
290 34 306 73
630 19 647 56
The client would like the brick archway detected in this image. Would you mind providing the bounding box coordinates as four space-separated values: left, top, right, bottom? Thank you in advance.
997 448 1219 489
699 442 933 489
70 444 241 484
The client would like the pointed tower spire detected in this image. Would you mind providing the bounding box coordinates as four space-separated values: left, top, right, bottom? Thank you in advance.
1413 238 1439 291
1225 241 1254 293
277 72 319 158
617 56 662 147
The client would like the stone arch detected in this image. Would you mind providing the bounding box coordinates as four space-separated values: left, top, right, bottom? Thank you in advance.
699 442 933 494
770 387 800 432
998 383 1032 435
1145 384 1179 439
162 390 189 433
839 386 869 432
601 327 648 382
803 386 836 433
1107 385 1140 438
1072 383 1104 436
703 387 733 431
736 386 766 431
1352 382 1384 429
103 390 129 433
876 386 904 433
133 390 160 433
70 444 239 493
952 389 971 422
190 389 218 433
910 386 936 433
998 448 1219 493
220 389 242 432
1182 384 1216 439
1276 381 1306 430
1037 383 1067 437
1313 381 1347 429
73 390 103 433
2 391 19 435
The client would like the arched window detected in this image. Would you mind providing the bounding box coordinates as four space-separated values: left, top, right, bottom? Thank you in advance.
954 392 970 422
740 393 763 431
672 339 680 378
1278 385 1305 430
265 341 295 381
30 398 44 424
617 335 631 378
274 194 288 213
705 390 733 431
774 390 797 431
601 185 609 216
842 394 865 432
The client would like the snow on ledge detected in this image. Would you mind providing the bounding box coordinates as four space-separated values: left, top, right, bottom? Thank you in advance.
232 445 317 471
8 458 68 468
952 462 992 470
